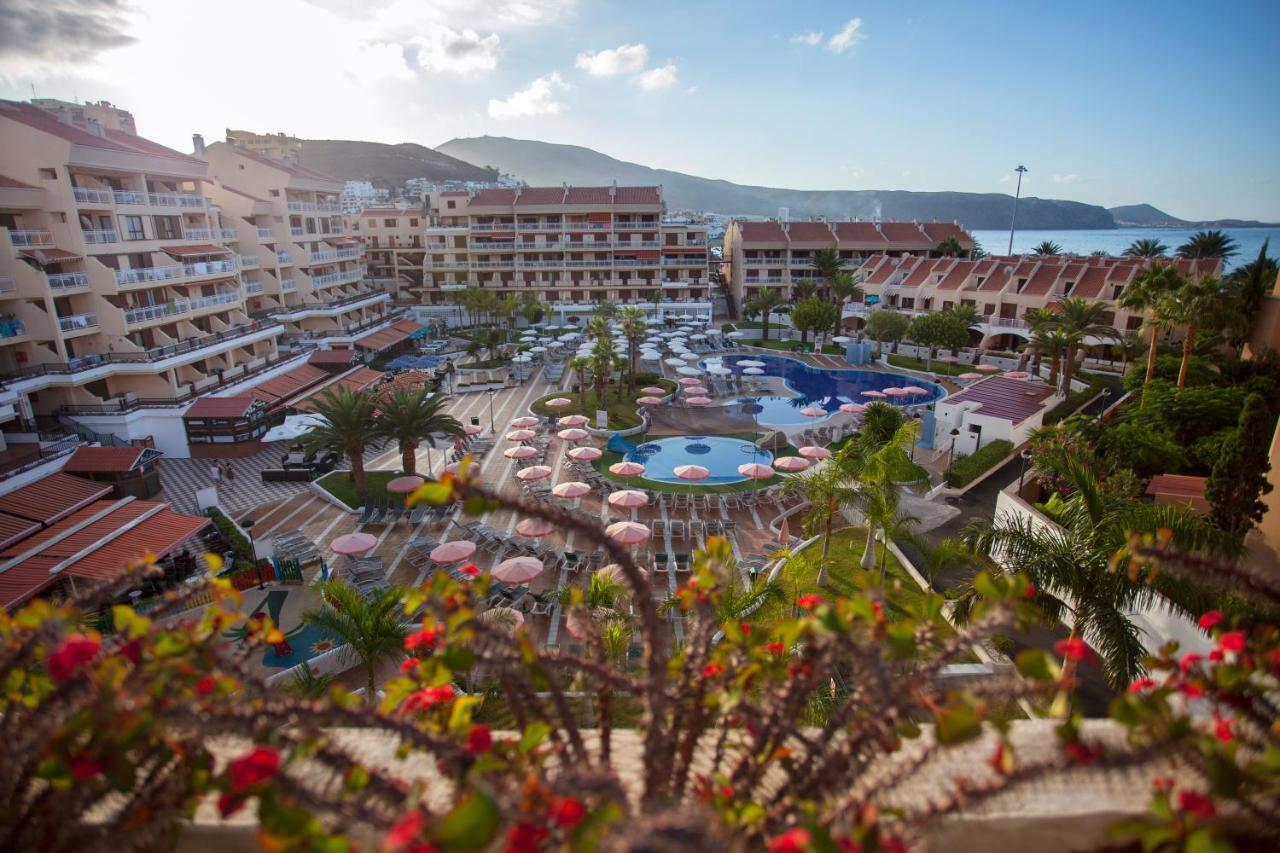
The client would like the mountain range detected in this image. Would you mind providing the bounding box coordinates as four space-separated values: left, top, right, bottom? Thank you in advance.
1108 203 1278 229
298 139 496 188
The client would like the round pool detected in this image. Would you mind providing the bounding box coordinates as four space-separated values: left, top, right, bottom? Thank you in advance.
626 436 773 485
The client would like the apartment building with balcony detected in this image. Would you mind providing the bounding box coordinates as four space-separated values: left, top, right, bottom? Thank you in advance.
848 253 1222 352
200 138 390 347
419 185 710 306
723 219 975 306
0 99 282 449
349 207 425 303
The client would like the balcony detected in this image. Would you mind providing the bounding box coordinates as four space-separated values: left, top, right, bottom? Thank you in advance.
0 275 13 294
72 187 114 205
188 291 242 313
470 223 517 231
111 190 148 205
986 315 1030 330
220 228 238 240
239 254 260 269
614 259 660 268
7 228 53 247
116 265 183 286
82 228 118 245
286 201 340 213
148 192 206 209
0 318 26 339
564 259 612 268
290 226 306 239
46 271 88 291
662 258 704 266
308 248 361 264
310 267 365 288
564 241 612 249
244 281 265 295
183 259 236 278
473 261 514 269
743 258 781 266
276 251 292 265
280 278 297 292
470 241 517 250
58 313 98 333
183 229 213 241
613 221 657 230
256 227 274 241
124 301 187 326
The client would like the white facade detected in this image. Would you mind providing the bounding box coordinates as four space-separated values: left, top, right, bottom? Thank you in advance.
341 181 388 214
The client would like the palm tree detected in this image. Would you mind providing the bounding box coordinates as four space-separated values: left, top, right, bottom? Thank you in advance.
594 298 619 322
517 297 544 328
1118 262 1184 405
745 287 784 341
586 339 614 407
618 306 647 390
791 279 818 301
781 444 864 584
957 453 1236 688
1222 239 1276 353
373 387 463 477
1031 241 1063 256
1033 328 1070 388
301 387 381 498
1156 275 1224 387
1122 238 1168 258
1177 229 1238 260
1052 297 1118 393
480 327 505 362
851 421 929 574
808 248 845 298
302 580 408 704
829 272 865 339
1021 307 1058 374
934 236 966 257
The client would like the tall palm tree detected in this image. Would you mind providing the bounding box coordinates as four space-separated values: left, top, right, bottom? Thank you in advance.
1021 306 1058 374
850 421 929 573
1033 328 1070 388
586 338 614 407
302 580 408 704
791 278 818 301
374 387 463 477
957 454 1236 688
1052 297 1118 393
1122 238 1168 258
1118 262 1185 405
1031 241 1063 256
808 248 845 299
745 287 783 341
517 297 544 328
829 272 865 339
595 298 619 322
780 444 864 584
934 236 966 257
618 306 648 390
1156 275 1224 387
1177 229 1238 260
301 387 381 498
1222 239 1276 354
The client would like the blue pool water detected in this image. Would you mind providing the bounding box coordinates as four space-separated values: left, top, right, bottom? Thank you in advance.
714 354 945 427
627 436 773 485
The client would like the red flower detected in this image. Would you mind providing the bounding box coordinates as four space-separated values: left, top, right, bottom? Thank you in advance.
118 639 142 664
1179 652 1201 674
404 628 439 652
739 622 751 636
550 797 586 829
1053 638 1089 662
1267 648 1280 673
466 724 492 754
69 755 105 781
217 793 245 818
227 746 280 793
1208 649 1224 663
401 685 455 713
461 562 479 576
1152 776 1175 793
787 661 813 678
1064 741 1102 764
1213 715 1234 743
399 658 421 674
45 634 101 682
765 642 786 655
506 822 548 852
1198 611 1224 631
703 662 725 678
1176 680 1205 699
836 839 864 853
871 602 884 620
196 675 216 696
720 785 735 799
796 593 823 611
1217 631 1246 653
767 827 811 853
1127 678 1156 693
1177 790 1216 819
1023 583 1036 599
383 809 426 852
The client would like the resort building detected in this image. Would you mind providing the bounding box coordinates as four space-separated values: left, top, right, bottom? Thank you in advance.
723 219 976 306
418 185 711 306
932 374 1056 456
349 207 425 303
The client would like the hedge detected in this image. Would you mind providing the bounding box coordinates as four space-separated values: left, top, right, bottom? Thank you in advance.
207 506 259 573
946 439 1014 488
1044 377 1106 426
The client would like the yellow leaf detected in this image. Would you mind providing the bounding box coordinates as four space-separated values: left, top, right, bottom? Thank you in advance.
204 553 224 573
266 628 285 644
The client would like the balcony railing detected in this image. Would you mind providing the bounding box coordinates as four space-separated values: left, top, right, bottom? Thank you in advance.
743 258 781 266
256 227 274 240
286 201 340 213
183 229 212 241
310 267 364 287
58 313 98 333
0 275 14 294
290 226 306 238
7 228 54 247
239 254 260 269
563 259 612 268
150 192 206 209
276 251 292 265
308 248 361 263
0 318 26 339
280 278 297 291
613 221 657 229
116 265 183 286
188 291 242 312
473 261 514 269
986 315 1030 330
82 228 118 244
471 223 517 231
72 187 114 205
112 190 148 205
564 241 612 249
46 271 88 290
183 259 236 277
244 281 264 295
220 228 238 239
124 301 187 325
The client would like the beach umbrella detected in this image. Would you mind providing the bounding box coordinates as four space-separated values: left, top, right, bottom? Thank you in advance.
506 429 537 442
478 607 525 632
742 367 764 376
860 390 886 399
530 346 547 353
567 446 602 461
558 414 589 427
676 377 701 386
608 489 649 520
430 540 476 563
552 481 592 499
331 532 377 556
664 358 686 367
493 556 544 584
832 335 852 344
510 416 540 428
545 397 573 408
674 464 710 482
902 386 929 395
958 372 983 381
773 456 811 472
800 406 827 417
515 517 555 538
645 317 663 325
463 423 484 435
839 402 867 414
881 387 909 397
725 331 747 339
504 445 538 459
605 520 651 545
636 396 663 406
641 386 666 395
705 365 732 376
386 475 425 494
975 363 1001 372
557 428 589 442
681 384 708 394
799 446 832 460
686 396 712 406
515 465 552 481
640 352 661 361
738 359 765 368
677 366 703 376
737 462 774 479
681 352 701 362
609 461 646 477
690 333 707 340
1004 371 1031 379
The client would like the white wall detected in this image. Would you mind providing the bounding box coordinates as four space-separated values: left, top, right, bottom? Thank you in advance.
74 409 191 457
934 401 1048 458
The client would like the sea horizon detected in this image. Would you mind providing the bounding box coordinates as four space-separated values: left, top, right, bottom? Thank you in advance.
970 226 1277 271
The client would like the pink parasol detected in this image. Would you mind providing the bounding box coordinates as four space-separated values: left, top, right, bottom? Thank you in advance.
515 517 555 537
557 414 589 427
567 446 602 461
441 461 463 475
636 396 664 406
677 377 703 386
515 465 552 481
641 386 666 395
800 406 827 416
492 556 544 583
798 446 832 460
881 387 909 397
557 427 589 441
551 481 592 498
860 390 887 399
902 386 929 395
686 396 712 406
331 532 377 556
975 363 1001 372
674 464 710 481
773 456 811 472
463 424 484 435
737 462 774 479
510 416 540 428
609 461 646 477
1004 371 1031 379
839 402 867 414
386 475 425 494
430 540 476 563
504 446 538 460
605 520 651 545
681 384 708 394
505 429 536 442
544 397 573 408
958 372 983 381
607 489 649 508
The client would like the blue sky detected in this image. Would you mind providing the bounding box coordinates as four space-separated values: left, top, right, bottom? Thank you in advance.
2 0 1277 219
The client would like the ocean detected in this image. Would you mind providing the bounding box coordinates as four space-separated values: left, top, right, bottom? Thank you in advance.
969 227 1279 272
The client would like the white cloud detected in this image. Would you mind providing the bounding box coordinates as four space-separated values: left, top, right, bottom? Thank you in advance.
999 173 1031 186
1053 173 1087 185
686 85 699 94
827 17 866 53
575 43 648 76
790 31 823 47
406 25 500 74
488 72 569 119
636 62 679 91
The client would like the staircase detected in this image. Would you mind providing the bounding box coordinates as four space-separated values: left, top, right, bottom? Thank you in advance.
57 413 133 448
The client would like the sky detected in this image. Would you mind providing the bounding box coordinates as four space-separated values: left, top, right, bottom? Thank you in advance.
1 0 1277 220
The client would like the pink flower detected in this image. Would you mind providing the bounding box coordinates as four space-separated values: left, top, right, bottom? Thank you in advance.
1179 652 1201 674
400 685 455 713
227 746 279 793
702 662 725 678
46 634 101 682
1198 611 1224 630
383 809 426 852
399 658 421 674
1127 678 1156 693
1213 715 1234 743
404 628 439 652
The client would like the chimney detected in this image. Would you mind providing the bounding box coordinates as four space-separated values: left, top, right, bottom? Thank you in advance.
192 133 205 156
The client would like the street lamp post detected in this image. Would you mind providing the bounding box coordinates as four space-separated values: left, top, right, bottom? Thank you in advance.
946 428 961 473
1007 165 1028 255
242 519 262 589
1017 448 1033 495
486 389 497 434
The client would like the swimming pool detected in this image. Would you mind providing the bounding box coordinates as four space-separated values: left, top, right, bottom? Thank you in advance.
714 354 945 428
626 436 773 485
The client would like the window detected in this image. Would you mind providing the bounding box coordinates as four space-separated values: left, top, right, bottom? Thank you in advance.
268 189 279 196
410 218 418 227
384 219 395 227
446 200 456 209
154 216 179 240
38 168 57 180
367 220 375 228
123 215 145 241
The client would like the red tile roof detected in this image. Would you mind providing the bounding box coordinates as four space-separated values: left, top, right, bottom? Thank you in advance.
19 247 81 264
1071 266 1110 299
944 375 1056 423
355 319 426 352
102 128 205 165
975 260 1013 292
864 256 912 286
1019 264 1061 296
0 512 39 551
876 222 931 245
833 222 889 245
935 260 977 291
162 243 232 257
294 367 385 411
248 364 331 406
1146 474 1207 500
63 446 151 474
737 222 787 242
785 222 835 242
902 258 943 288
564 186 612 205
613 186 661 205
308 348 357 366
469 188 519 206
514 187 565 205
921 222 976 246
0 174 37 189
0 101 202 165
0 473 112 525
183 395 260 419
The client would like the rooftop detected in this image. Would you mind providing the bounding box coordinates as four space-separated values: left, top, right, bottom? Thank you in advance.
944 375 1057 423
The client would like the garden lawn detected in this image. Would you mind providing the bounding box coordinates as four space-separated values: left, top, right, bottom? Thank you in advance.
315 470 404 510
531 380 676 430
591 432 800 493
886 354 971 377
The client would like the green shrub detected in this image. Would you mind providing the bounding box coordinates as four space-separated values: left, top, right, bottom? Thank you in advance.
946 439 1014 488
207 506 257 574
1044 377 1106 425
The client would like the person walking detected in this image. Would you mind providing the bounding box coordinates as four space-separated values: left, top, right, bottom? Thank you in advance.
210 461 222 487
222 460 235 487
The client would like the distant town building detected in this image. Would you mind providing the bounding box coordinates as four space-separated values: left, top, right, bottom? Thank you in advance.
224 129 302 165
340 180 389 214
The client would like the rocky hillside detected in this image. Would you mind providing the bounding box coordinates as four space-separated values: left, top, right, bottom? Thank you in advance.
298 139 497 188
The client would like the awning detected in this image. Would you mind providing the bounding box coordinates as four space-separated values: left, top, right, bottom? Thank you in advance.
355 319 426 352
245 364 331 407
162 244 232 258
292 367 384 412
20 247 82 265
184 395 261 420
0 473 112 526
0 512 40 551
63 446 162 474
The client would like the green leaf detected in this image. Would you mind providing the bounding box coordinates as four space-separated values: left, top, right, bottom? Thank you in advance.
429 791 500 851
1014 649 1059 681
973 571 1000 599
935 703 982 745
1185 828 1233 853
448 695 482 733
884 623 917 657
415 483 452 506
519 721 551 755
